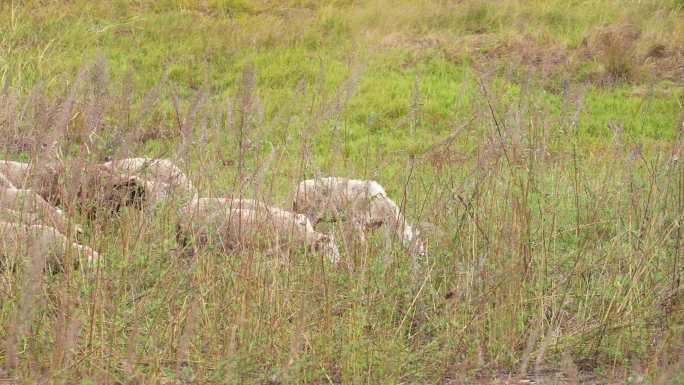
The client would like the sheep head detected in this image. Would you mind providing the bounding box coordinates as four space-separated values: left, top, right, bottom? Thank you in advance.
312 232 340 264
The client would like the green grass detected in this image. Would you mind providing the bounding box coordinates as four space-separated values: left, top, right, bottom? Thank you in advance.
1 0 684 384
2 0 683 141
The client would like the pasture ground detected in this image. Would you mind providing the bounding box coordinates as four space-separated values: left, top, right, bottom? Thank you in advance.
1 1 684 383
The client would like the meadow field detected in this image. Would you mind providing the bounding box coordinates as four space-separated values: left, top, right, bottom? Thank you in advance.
1 0 684 383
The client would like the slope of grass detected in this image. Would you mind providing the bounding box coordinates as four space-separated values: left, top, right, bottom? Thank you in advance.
1 0 683 142
1 0 684 384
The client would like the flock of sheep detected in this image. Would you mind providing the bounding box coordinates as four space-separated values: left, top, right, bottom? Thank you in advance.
0 157 426 272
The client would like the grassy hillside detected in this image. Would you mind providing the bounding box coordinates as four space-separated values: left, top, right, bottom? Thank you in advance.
1 0 684 384
2 0 683 145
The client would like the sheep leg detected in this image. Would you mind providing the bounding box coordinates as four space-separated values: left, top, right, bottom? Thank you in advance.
175 225 196 259
382 224 393 267
355 224 367 243
30 192 81 236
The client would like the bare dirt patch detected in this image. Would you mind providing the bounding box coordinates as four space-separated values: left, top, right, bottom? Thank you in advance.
446 33 572 76
379 32 449 51
483 35 569 73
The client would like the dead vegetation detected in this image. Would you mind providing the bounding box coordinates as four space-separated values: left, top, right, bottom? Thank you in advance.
375 20 682 86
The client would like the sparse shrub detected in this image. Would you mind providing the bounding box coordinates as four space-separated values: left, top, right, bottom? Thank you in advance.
581 24 643 84
601 35 639 83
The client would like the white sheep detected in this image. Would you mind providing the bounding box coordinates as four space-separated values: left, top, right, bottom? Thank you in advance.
177 197 340 264
102 157 198 206
0 187 82 236
0 221 99 272
293 177 426 256
0 158 197 209
0 160 67 205
0 160 32 188
0 171 15 188
185 197 315 232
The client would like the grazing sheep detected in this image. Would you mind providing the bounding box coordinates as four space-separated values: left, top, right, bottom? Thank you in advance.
15 162 146 216
0 160 69 205
0 157 194 212
102 158 198 206
293 177 426 256
70 164 148 214
0 187 82 235
177 198 340 264
184 197 315 232
0 221 99 272
0 171 15 188
0 160 32 188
